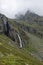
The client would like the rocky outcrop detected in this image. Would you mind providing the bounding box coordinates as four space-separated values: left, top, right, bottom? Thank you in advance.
0 14 23 48
0 14 15 41
14 21 43 38
0 14 10 36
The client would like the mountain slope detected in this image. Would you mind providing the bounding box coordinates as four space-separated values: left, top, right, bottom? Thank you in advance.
0 13 43 65
11 20 43 60
0 34 43 65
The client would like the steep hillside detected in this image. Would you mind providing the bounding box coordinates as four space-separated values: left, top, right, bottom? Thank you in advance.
0 34 43 65
0 13 43 65
9 20 43 61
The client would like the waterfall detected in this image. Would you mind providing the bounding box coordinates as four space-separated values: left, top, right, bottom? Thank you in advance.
17 34 22 48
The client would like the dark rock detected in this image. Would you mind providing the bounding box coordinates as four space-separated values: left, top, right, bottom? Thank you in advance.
0 14 16 42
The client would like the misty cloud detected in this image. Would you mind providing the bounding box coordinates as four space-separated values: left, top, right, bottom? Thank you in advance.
0 0 43 18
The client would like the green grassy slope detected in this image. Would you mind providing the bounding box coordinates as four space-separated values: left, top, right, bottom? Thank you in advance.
25 31 43 59
8 19 43 59
0 17 43 65
9 20 43 51
0 34 43 65
17 20 43 33
13 20 43 60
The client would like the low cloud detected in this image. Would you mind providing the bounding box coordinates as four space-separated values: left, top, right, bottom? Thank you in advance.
0 0 43 18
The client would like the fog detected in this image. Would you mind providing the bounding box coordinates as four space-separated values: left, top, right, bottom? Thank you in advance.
0 0 43 18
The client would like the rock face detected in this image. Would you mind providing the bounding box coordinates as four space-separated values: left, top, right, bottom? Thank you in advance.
14 21 43 38
0 14 10 35
0 14 3 33
0 14 15 41
0 24 3 33
0 14 23 48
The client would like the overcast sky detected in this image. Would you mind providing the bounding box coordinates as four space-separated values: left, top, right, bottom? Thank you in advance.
0 0 43 18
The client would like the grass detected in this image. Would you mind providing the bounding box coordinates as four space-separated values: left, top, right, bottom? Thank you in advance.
25 31 43 58
9 19 43 59
0 34 43 65
17 20 43 35
0 18 43 65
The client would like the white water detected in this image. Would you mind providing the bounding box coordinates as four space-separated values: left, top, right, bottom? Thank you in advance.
17 34 22 48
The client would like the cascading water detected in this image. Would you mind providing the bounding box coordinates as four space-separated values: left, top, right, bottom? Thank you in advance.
17 34 22 48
